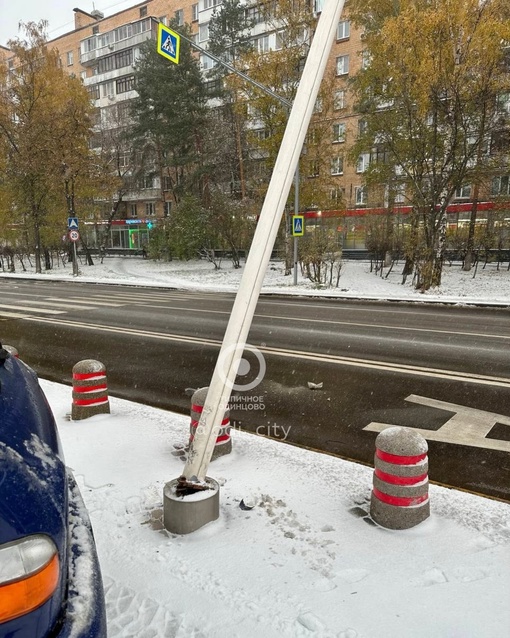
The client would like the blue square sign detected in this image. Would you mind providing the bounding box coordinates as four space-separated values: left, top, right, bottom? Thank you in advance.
157 23 180 64
292 215 304 236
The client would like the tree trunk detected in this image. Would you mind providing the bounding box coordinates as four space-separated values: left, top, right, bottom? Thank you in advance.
463 186 480 272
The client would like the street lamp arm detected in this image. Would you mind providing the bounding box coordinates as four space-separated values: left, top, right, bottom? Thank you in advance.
175 30 293 109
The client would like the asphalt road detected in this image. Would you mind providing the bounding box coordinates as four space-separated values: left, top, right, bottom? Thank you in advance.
1 278 509 501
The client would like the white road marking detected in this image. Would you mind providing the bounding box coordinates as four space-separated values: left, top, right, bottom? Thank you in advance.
22 315 510 389
0 311 30 319
364 394 510 453
58 297 124 306
0 304 65 314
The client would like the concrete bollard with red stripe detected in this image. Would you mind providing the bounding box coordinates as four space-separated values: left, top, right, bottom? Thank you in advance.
71 360 110 420
189 387 231 461
3 345 19 358
370 426 430 529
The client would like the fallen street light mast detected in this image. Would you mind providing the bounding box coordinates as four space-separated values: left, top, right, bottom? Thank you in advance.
181 0 347 485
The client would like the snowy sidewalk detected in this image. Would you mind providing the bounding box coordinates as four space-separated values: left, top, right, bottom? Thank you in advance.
2 256 510 306
43 380 510 638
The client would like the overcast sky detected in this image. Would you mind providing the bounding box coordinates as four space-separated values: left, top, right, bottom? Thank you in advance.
0 0 137 48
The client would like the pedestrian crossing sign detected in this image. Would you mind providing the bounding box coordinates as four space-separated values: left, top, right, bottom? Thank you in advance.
292 215 305 236
157 23 180 64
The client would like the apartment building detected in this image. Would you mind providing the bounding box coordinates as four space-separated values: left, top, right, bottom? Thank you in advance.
2 1 507 252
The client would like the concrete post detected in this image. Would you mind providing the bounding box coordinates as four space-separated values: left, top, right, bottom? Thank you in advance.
370 426 430 529
189 387 231 461
71 360 110 420
163 476 220 535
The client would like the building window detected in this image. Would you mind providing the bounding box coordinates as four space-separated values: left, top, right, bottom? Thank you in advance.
253 128 270 142
164 201 172 217
337 20 350 40
332 123 346 143
204 0 221 9
361 50 372 70
130 204 138 218
163 176 172 191
80 70 87 81
355 186 368 206
497 92 510 114
356 153 370 173
314 0 324 13
314 97 323 113
336 55 349 76
334 90 346 110
358 119 368 137
145 202 156 216
175 9 184 25
140 6 148 17
81 36 97 55
199 23 209 42
201 54 215 70
143 175 155 189
101 80 115 98
246 5 264 24
192 3 199 21
308 160 319 177
394 183 406 204
455 184 472 199
254 35 270 54
87 85 100 100
66 51 74 65
92 25 99 35
492 175 510 196
331 156 344 175
331 187 344 204
98 49 133 74
116 76 135 94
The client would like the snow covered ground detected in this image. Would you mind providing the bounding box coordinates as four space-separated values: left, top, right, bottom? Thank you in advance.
42 382 509 638
1 253 510 305
3 256 510 636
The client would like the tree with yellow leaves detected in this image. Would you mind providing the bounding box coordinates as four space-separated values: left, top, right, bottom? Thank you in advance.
349 0 510 289
0 22 101 272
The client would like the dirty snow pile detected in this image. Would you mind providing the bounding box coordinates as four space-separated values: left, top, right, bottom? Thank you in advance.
42 380 510 638
3 255 510 305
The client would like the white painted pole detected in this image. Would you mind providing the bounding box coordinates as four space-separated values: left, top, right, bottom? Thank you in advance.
183 0 346 482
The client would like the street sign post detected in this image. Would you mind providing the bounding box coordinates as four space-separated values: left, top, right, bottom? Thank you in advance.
68 229 80 277
157 23 180 64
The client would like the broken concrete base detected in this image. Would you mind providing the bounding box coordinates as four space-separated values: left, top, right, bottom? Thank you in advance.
163 477 220 535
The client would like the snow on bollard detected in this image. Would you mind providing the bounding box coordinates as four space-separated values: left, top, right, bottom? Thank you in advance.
71 360 110 420
189 387 231 461
370 426 430 530
2 345 19 358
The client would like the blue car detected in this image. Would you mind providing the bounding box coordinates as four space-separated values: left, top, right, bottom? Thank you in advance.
0 344 107 637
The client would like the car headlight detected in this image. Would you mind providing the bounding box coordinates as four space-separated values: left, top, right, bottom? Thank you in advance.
0 535 60 624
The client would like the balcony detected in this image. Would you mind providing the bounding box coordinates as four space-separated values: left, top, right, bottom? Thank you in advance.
80 18 158 67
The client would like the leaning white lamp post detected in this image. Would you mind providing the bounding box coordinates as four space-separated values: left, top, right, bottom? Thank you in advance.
164 0 347 533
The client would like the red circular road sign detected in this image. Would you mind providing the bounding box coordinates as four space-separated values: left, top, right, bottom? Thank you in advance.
69 230 80 242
